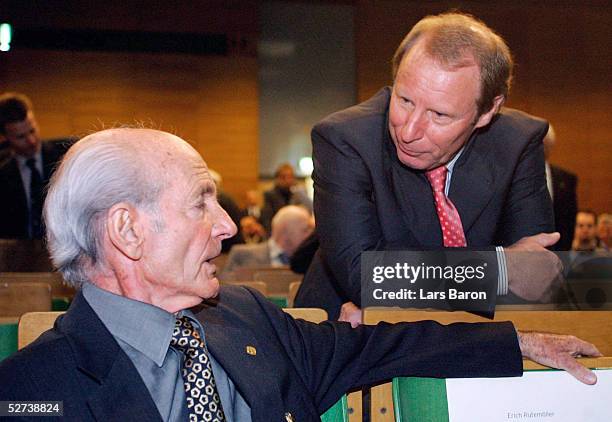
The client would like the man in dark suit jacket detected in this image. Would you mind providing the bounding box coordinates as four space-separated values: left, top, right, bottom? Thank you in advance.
543 125 578 251
296 13 561 322
0 127 598 420
0 92 71 239
549 164 578 250
260 163 313 232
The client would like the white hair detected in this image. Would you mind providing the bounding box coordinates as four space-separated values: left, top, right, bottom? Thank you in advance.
271 205 313 241
44 130 164 287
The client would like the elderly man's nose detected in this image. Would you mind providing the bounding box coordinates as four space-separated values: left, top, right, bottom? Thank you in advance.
214 206 237 239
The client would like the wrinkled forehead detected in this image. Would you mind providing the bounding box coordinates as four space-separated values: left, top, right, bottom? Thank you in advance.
156 141 213 187
88 128 213 192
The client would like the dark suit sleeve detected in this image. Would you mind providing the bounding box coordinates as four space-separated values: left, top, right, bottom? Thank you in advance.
243 287 522 414
311 124 384 305
551 167 578 251
494 123 554 245
260 190 277 233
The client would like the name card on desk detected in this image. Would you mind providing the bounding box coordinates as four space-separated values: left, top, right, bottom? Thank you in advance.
446 370 612 421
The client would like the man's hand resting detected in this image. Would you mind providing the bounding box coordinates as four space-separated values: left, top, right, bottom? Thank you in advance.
506 232 563 301
518 331 602 384
338 301 362 327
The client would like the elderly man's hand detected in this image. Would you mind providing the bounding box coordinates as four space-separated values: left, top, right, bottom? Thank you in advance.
505 232 563 301
338 301 362 328
518 331 602 384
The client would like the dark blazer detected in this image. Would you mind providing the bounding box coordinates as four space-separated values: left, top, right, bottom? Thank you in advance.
296 87 554 319
260 186 313 233
0 285 521 421
0 139 71 239
550 164 578 251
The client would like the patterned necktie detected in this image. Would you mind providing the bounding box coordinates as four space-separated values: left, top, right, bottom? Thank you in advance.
171 316 225 422
425 166 467 247
26 158 44 239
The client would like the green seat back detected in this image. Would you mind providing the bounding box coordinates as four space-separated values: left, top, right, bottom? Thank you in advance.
0 323 18 362
268 296 289 308
52 297 71 311
321 395 348 422
393 377 449 422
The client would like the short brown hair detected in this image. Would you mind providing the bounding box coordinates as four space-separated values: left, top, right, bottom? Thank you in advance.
274 163 294 178
392 12 513 116
0 92 33 134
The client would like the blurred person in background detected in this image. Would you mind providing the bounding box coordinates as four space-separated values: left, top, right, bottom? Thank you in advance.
223 205 313 274
260 163 312 232
239 215 266 244
543 124 578 251
0 92 71 239
572 210 598 252
243 189 262 221
596 213 611 251
209 168 244 252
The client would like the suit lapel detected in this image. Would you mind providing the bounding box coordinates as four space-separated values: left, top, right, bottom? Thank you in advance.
388 163 443 246
86 360 163 422
383 121 496 246
449 134 496 237
382 124 443 247
59 292 162 422
199 305 285 420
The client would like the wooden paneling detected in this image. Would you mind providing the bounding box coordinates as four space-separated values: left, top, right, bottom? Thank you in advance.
1 1 259 203
3 1 258 35
0 49 258 203
355 0 611 213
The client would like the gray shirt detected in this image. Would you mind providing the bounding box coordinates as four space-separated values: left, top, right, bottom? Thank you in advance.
82 283 251 422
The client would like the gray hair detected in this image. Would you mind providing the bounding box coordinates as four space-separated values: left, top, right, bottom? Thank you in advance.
44 130 163 287
271 205 313 238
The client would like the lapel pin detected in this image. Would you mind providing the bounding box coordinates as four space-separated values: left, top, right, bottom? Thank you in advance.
246 345 257 356
285 412 294 422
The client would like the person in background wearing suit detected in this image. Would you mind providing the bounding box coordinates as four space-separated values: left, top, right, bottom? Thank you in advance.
223 205 313 275
572 210 598 252
260 163 313 232
239 215 267 244
243 189 263 221
296 12 563 323
596 213 611 251
0 92 71 239
209 169 244 253
543 124 578 251
0 127 600 421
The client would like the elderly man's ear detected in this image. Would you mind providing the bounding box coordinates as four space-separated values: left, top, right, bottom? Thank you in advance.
107 203 145 260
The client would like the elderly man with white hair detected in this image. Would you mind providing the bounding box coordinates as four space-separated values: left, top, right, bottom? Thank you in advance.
0 128 600 421
222 205 314 274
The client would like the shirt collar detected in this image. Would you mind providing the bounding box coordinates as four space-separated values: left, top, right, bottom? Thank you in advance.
445 145 465 175
15 149 43 172
267 237 283 258
82 282 176 367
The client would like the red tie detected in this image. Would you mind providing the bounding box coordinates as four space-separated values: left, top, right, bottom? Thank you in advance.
426 166 467 247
